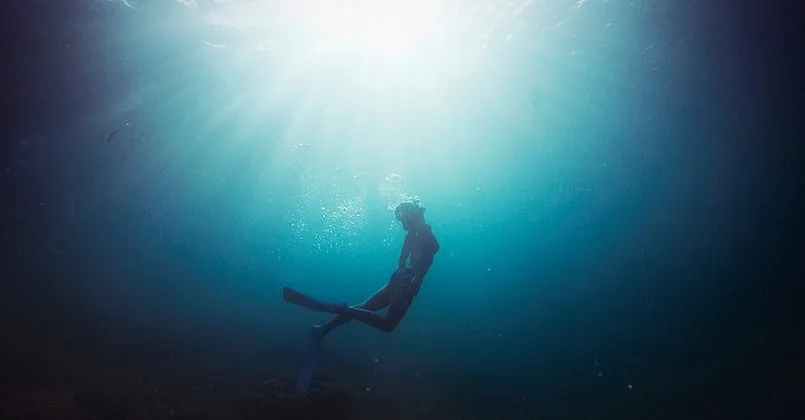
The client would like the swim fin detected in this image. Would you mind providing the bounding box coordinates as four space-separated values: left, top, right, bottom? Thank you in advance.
295 327 323 392
282 286 347 313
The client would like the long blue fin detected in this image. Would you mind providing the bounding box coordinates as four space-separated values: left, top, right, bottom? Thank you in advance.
295 330 322 392
282 287 346 313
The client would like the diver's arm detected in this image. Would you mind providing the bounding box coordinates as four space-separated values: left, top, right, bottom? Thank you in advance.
409 230 438 295
398 233 412 270
409 254 433 296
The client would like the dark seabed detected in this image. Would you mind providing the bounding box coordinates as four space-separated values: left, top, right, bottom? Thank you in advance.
1 0 802 419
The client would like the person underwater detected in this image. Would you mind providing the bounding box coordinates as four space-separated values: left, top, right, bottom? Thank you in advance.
281 200 440 391
282 200 440 337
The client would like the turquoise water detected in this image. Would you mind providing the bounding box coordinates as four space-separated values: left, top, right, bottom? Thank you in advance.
4 0 787 418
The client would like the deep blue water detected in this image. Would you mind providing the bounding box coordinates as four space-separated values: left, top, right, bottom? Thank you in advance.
1 1 801 419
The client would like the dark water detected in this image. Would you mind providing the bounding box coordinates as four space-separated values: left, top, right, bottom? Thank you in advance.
1 1 801 419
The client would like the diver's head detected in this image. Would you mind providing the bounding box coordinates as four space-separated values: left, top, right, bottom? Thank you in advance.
395 201 426 231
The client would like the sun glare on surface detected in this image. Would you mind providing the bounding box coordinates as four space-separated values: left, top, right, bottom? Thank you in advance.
105 0 642 253
159 0 549 179
291 0 443 58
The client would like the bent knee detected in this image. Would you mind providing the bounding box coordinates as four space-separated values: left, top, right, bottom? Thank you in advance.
379 320 400 333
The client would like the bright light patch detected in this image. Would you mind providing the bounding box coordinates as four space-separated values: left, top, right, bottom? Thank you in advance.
292 0 440 57
105 0 642 261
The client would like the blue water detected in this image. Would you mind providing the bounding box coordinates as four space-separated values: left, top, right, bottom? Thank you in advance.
2 0 796 419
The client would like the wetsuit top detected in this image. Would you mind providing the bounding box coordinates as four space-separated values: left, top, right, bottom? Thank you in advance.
407 224 440 269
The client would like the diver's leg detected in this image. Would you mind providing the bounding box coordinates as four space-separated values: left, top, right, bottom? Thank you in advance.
340 292 414 333
339 269 417 333
318 286 392 336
